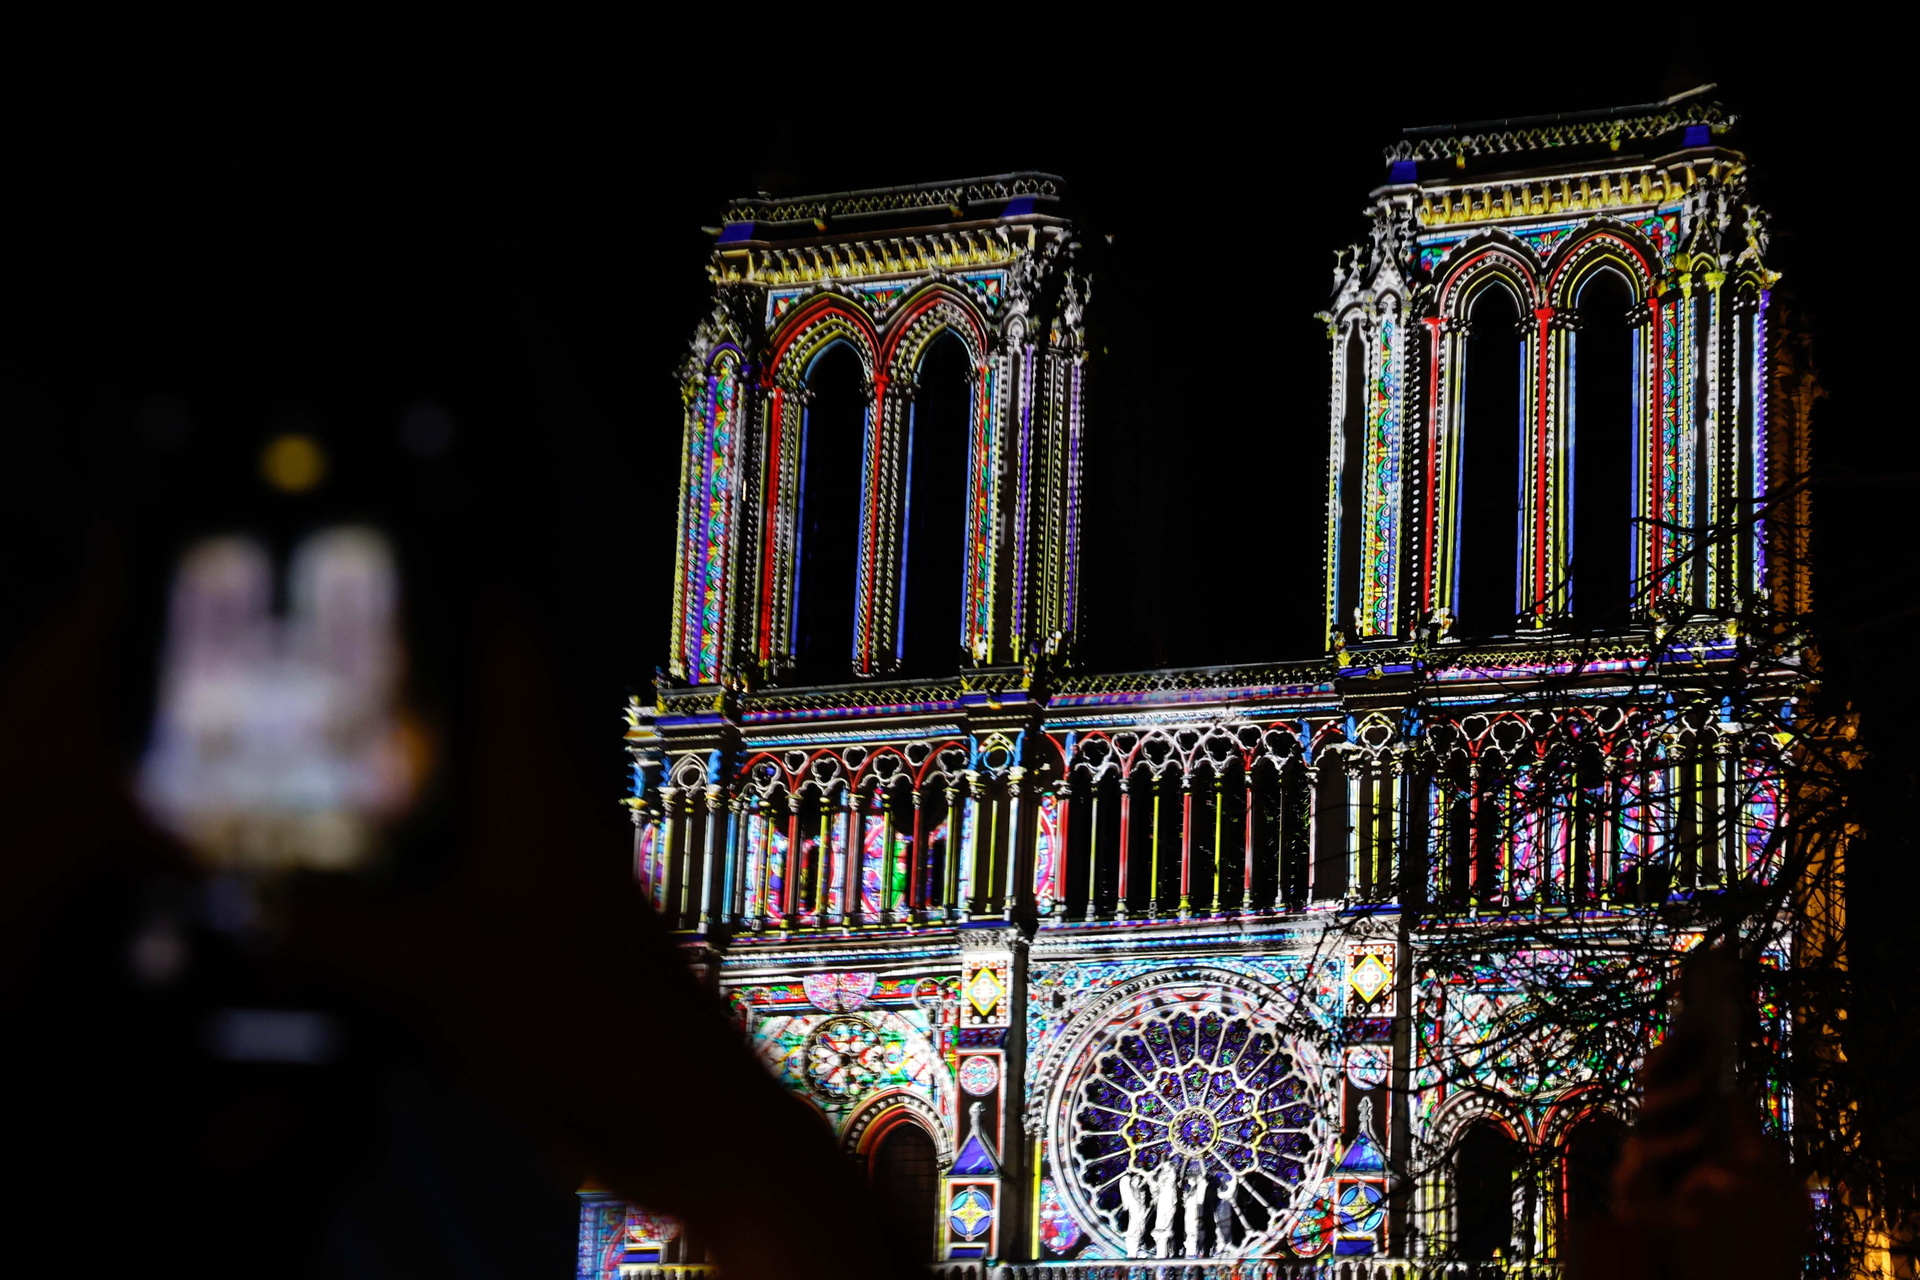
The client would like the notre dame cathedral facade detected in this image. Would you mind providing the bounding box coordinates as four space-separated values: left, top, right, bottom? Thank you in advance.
579 88 1812 1276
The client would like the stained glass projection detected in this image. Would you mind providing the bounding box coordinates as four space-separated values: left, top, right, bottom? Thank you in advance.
1068 1008 1327 1258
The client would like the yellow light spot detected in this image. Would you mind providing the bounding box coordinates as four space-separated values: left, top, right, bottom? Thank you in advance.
261 433 327 493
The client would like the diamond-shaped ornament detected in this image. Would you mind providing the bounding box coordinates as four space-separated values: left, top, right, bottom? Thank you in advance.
1349 954 1391 1005
949 1187 992 1239
967 966 1005 1018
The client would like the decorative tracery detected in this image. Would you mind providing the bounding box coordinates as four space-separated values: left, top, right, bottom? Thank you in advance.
616 136 1815 1271
1071 1007 1324 1255
1042 973 1335 1261
1331 149 1771 644
663 212 1087 689
671 345 749 684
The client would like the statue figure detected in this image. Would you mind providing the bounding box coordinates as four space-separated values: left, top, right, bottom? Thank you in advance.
1512 1174 1532 1258
1150 1159 1179 1258
1211 1172 1237 1255
1119 1168 1149 1258
1180 1157 1209 1257
1741 203 1772 262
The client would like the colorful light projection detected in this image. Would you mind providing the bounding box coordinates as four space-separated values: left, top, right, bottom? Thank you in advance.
671 348 743 684
1049 983 1334 1261
1358 312 1404 637
138 527 416 872
1331 144 1772 644
615 123 1803 1272
665 211 1086 686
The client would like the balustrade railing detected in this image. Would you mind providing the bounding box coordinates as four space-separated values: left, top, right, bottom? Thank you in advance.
929 1265 988 1280
637 727 1782 935
592 1259 1561 1279
985 1261 1562 1280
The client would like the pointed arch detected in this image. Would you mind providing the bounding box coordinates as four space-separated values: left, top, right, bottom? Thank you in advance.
1545 228 1657 309
769 296 882 375
1437 242 1543 317
878 282 991 372
895 329 973 673
880 284 998 671
760 299 884 679
1454 279 1526 634
848 1090 953 1166
1561 249 1644 627
1428 243 1542 634
760 285 1006 678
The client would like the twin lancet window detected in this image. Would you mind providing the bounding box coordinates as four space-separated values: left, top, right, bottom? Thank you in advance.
791 335 972 682
668 245 1088 690
1441 268 1635 634
1327 224 1770 645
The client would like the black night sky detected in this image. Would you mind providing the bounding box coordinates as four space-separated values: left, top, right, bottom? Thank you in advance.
13 58 1907 766
8 47 1914 1275
7 59 1900 741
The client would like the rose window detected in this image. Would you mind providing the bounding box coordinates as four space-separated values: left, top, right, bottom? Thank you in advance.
1068 1006 1328 1255
802 1016 901 1103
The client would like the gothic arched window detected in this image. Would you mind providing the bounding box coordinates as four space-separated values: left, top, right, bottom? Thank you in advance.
793 342 867 681
1084 768 1123 919
1454 1119 1517 1259
1569 267 1637 627
1313 753 1350 900
1458 282 1524 635
1473 768 1506 905
1189 762 1221 913
1123 764 1156 916
1247 758 1284 909
870 1117 940 1259
1440 768 1472 908
897 331 971 675
917 776 955 915
1561 1111 1626 1228
1277 758 1311 908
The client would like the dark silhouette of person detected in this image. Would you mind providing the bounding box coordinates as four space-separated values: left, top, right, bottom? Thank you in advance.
1567 945 1805 1280
1 537 923 1279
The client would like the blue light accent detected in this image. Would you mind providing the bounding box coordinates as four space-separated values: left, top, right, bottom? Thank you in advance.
1388 160 1418 183
952 1133 997 1175
716 221 755 244
721 807 739 923
1337 1129 1388 1173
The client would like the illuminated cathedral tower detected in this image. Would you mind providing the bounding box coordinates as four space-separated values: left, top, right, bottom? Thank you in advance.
1323 89 1783 647
583 91 1812 1276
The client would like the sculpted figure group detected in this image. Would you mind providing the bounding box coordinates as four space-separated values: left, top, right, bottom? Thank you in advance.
1117 1158 1239 1259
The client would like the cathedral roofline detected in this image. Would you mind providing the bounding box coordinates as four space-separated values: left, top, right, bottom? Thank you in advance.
1401 83 1721 145
1382 84 1738 179
710 171 1068 247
